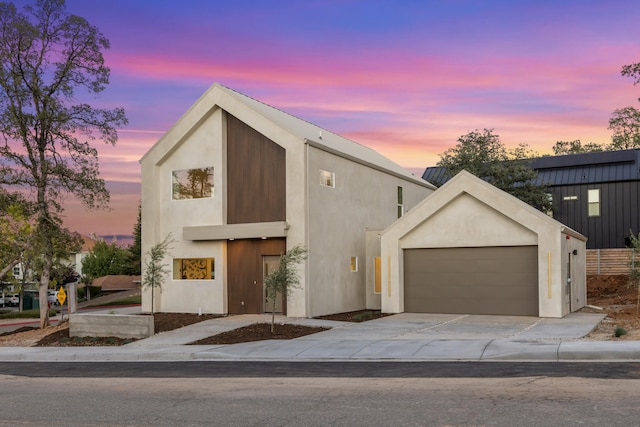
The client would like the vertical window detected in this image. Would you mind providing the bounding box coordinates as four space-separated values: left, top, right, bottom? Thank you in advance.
588 189 600 217
172 167 214 200
374 256 381 294
173 258 215 280
350 256 358 272
397 186 404 218
320 169 335 187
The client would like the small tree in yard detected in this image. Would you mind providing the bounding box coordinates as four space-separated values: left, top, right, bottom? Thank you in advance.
264 245 307 333
142 234 173 314
628 230 640 317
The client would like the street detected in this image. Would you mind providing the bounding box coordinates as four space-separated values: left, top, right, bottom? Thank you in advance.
1 362 640 426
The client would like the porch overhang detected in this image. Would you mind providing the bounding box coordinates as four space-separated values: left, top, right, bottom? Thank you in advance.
183 221 289 241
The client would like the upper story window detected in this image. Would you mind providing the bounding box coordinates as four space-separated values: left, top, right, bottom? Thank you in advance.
320 169 335 188
588 189 600 217
173 258 215 280
172 167 214 200
397 186 404 218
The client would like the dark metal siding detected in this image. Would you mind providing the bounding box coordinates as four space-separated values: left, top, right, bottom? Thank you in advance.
550 181 640 249
226 113 286 224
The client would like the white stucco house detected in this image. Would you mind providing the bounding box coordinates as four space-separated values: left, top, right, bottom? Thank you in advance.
140 84 435 317
141 84 587 319
380 171 587 318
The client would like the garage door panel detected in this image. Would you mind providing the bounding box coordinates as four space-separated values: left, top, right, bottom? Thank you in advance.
404 246 538 316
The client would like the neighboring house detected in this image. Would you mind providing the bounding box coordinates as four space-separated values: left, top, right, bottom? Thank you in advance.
422 149 640 250
140 84 435 317
530 149 640 250
69 235 97 279
380 171 587 318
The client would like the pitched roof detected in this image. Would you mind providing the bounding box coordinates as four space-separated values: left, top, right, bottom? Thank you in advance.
422 149 640 187
142 83 433 188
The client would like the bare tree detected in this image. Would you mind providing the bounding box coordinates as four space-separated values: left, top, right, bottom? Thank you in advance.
264 245 307 333
0 0 127 327
142 234 173 315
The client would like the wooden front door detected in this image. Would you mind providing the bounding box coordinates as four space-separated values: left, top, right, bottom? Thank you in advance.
227 238 286 314
263 255 284 314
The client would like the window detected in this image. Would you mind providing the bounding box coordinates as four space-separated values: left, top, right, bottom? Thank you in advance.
350 256 358 272
320 169 335 187
173 258 215 280
172 167 214 200
588 189 600 217
397 186 404 218
374 256 381 294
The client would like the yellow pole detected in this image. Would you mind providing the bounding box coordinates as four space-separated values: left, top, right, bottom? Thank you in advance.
547 252 552 299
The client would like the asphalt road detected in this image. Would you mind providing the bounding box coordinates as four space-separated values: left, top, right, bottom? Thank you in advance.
1 369 640 426
2 361 640 378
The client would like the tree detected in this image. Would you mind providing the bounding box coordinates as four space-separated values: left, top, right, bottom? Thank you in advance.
0 189 34 278
552 140 605 155
607 61 640 150
608 106 640 150
142 234 173 314
124 204 141 276
263 245 307 333
81 239 130 283
436 129 552 212
0 0 127 328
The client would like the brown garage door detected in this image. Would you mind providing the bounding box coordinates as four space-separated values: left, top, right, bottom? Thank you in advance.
404 246 538 316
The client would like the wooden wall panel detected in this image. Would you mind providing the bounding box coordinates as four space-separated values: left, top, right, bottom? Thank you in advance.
227 238 286 314
226 113 286 224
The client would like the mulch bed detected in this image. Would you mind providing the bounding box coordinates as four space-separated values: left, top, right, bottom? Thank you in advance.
27 310 385 346
189 323 329 345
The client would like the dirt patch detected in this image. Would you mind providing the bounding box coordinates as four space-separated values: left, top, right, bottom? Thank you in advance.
315 309 390 322
583 274 640 340
189 323 329 345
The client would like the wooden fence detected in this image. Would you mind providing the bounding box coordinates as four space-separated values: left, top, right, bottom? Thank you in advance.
586 248 636 275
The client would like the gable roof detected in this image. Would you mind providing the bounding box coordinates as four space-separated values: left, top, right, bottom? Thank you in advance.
142 83 433 188
385 170 585 240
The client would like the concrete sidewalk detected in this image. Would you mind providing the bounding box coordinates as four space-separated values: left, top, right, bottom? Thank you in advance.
1 311 639 362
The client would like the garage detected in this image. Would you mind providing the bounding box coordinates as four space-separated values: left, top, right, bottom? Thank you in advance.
380 171 587 318
403 246 538 315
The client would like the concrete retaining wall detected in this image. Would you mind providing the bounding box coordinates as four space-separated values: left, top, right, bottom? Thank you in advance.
70 314 154 339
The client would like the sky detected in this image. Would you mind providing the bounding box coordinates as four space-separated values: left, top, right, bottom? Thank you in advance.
8 0 640 238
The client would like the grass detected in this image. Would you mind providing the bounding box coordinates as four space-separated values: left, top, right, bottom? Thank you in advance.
85 295 141 307
0 308 58 319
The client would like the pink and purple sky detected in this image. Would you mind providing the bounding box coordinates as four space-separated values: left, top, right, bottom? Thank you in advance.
11 0 640 238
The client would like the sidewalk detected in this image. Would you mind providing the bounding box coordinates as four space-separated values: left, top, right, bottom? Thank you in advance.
1 311 639 362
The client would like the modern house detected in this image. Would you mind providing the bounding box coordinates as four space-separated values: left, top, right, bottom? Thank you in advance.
530 149 640 250
140 84 435 317
380 171 586 318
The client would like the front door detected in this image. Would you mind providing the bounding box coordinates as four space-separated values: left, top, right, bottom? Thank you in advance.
263 255 284 314
227 238 286 314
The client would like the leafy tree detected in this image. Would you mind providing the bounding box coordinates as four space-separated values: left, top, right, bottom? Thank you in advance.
263 245 307 333
0 189 34 278
436 129 552 212
124 204 141 276
607 61 640 150
552 140 605 155
142 234 173 314
0 0 127 328
81 239 130 284
621 62 640 92
608 106 640 150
